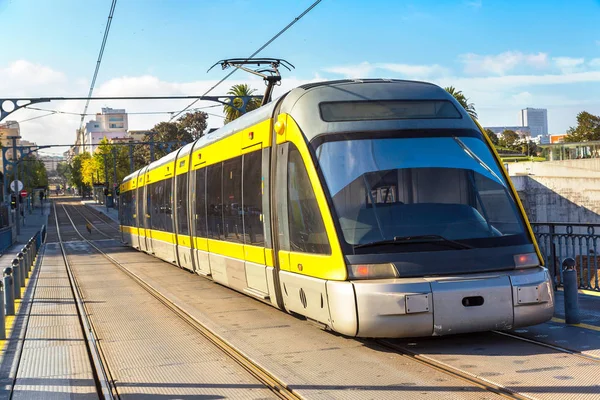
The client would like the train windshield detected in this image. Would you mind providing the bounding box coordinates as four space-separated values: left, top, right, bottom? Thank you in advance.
315 133 528 251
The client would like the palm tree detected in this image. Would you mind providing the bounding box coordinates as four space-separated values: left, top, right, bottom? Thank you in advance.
223 84 262 124
444 86 478 120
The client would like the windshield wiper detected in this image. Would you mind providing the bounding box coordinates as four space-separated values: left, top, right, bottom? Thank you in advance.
353 234 473 250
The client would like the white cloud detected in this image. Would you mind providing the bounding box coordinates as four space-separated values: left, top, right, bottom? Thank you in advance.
377 63 450 79
323 62 449 79
459 51 548 75
1 60 320 151
322 62 374 78
465 0 482 8
552 57 585 73
590 58 600 68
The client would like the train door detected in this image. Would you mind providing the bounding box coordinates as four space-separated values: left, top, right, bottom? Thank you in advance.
191 166 211 276
271 114 345 325
136 173 148 252
174 151 195 271
141 168 154 254
131 171 141 249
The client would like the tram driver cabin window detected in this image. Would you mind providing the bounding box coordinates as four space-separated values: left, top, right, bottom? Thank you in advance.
287 144 331 255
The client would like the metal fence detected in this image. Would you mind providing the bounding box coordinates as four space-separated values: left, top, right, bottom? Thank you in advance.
532 222 600 291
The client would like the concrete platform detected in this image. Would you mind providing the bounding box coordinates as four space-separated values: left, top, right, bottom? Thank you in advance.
10 243 98 399
510 290 600 360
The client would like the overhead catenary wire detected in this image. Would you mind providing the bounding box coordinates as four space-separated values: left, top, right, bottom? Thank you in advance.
78 0 118 132
19 103 224 124
169 0 323 122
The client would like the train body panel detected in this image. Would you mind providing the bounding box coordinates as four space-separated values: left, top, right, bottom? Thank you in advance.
118 79 554 338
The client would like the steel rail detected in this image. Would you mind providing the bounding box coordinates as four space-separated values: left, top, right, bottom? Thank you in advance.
491 330 600 363
58 202 300 400
375 339 530 400
64 204 116 239
78 204 121 232
52 201 117 399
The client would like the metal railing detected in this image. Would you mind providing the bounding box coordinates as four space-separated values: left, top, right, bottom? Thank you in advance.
0 225 46 339
532 222 600 291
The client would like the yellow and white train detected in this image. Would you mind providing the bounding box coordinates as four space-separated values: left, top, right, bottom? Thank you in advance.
119 79 554 338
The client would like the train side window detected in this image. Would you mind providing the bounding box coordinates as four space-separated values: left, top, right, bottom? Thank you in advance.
176 174 190 236
223 157 243 243
287 144 331 255
206 163 224 240
131 192 136 227
153 182 162 231
242 151 264 246
195 168 208 237
164 178 173 233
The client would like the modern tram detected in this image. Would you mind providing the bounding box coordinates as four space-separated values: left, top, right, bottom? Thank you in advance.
118 79 554 338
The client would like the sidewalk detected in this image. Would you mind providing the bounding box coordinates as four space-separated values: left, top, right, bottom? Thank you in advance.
511 289 600 360
82 199 119 223
0 202 49 265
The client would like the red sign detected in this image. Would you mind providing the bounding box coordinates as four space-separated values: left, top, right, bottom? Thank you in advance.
20 190 27 197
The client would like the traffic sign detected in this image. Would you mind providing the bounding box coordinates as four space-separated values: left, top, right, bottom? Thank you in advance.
20 190 27 197
10 180 23 193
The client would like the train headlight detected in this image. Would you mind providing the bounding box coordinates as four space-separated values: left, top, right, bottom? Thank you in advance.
514 253 539 269
347 263 399 280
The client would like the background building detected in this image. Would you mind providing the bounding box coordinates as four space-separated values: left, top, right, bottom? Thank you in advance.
520 108 548 137
0 121 21 148
39 154 66 173
71 107 130 155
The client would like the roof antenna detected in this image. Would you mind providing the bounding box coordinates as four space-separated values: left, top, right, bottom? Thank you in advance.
208 58 294 106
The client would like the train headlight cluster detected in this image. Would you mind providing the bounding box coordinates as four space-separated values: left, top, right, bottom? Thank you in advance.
514 253 539 269
347 263 399 280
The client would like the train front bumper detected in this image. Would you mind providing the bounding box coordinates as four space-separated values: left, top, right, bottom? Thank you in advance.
326 267 554 338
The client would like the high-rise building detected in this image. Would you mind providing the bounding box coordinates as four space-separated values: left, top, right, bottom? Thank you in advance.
519 108 548 137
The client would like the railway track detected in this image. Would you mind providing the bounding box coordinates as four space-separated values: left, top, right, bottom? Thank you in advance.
52 201 116 399
53 199 600 400
52 200 300 400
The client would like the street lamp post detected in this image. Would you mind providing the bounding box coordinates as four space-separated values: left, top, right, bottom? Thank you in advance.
7 136 21 235
103 153 109 212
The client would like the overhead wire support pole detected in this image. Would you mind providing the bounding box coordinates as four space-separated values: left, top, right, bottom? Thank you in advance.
8 136 21 235
112 146 118 208
0 95 261 123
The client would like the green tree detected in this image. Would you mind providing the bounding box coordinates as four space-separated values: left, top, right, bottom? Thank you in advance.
564 111 600 142
223 84 262 124
133 111 209 166
484 128 499 145
500 129 520 149
177 111 208 140
444 86 478 119
70 153 90 195
56 161 72 188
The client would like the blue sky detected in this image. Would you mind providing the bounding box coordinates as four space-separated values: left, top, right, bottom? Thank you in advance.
1 0 599 153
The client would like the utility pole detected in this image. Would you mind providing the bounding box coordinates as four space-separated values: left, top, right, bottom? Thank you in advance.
112 147 117 208
8 136 21 235
103 153 109 212
148 131 155 162
129 144 134 173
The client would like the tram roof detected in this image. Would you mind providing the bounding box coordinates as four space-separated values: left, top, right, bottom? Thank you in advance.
123 79 480 183
279 79 479 142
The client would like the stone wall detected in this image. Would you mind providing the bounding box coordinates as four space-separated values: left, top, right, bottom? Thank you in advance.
511 175 600 224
